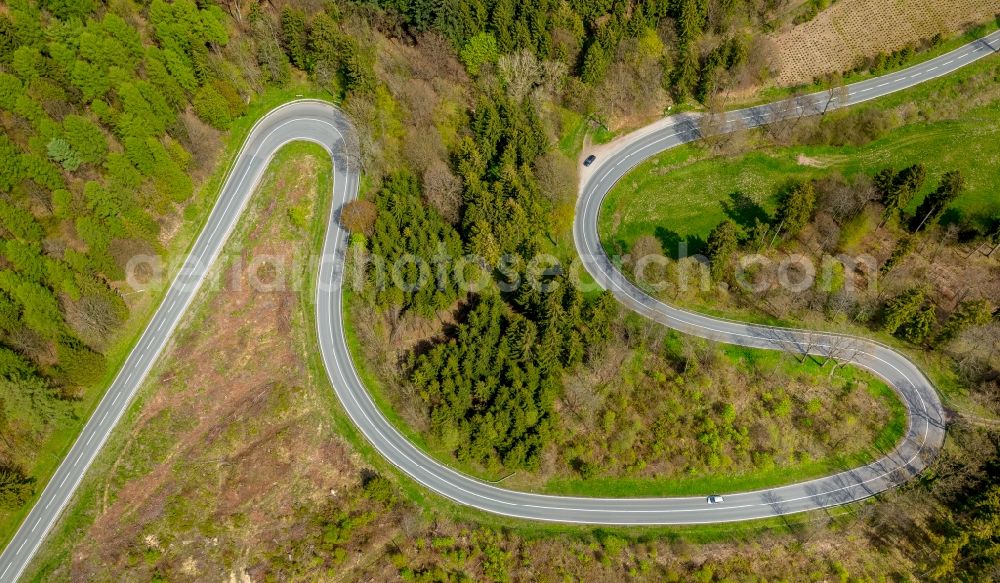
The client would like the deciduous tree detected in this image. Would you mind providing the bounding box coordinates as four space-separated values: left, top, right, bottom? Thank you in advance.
340 199 377 236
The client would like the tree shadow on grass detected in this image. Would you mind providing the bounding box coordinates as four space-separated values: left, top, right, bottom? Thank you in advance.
721 190 771 230
655 227 706 259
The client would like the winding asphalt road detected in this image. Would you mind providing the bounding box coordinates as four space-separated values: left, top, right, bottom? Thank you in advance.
2 30 998 582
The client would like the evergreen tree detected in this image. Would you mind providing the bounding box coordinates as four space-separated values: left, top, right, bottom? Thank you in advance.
0 347 33 380
281 7 311 71
706 219 741 281
0 201 43 241
911 170 964 232
878 164 925 226
899 304 937 345
0 72 22 110
0 464 33 509
671 43 700 101
581 39 609 85
193 84 232 129
62 115 107 165
935 299 992 346
39 0 95 21
880 236 914 276
0 135 23 193
882 287 926 336
872 167 895 196
775 180 816 237
0 270 64 339
0 16 17 65
366 172 463 318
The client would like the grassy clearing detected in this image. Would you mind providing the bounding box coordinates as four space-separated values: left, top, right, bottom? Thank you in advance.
557 108 589 158
558 108 616 159
600 56 1000 252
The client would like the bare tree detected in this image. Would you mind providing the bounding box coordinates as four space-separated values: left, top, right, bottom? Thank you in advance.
65 295 126 348
343 93 383 175
697 97 740 151
793 91 821 124
816 174 878 222
821 73 849 115
422 160 462 224
402 125 444 173
537 60 568 101
595 36 668 123
820 335 862 378
930 223 961 262
498 50 541 102
400 78 439 128
561 378 602 423
411 32 468 82
742 37 779 88
533 151 576 204
218 0 245 25
764 95 799 143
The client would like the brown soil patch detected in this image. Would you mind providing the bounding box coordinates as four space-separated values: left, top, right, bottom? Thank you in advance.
796 153 829 167
52 152 401 581
769 0 1000 86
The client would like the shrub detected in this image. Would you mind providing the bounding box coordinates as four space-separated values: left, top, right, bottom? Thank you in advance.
47 137 83 171
193 84 231 129
56 339 107 386
0 464 33 509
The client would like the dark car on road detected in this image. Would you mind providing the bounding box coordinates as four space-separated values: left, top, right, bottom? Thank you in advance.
583 154 596 166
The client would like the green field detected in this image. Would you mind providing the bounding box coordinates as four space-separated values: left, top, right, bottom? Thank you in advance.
600 59 1000 254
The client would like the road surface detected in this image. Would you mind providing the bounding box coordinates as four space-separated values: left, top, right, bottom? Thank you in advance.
2 29 998 582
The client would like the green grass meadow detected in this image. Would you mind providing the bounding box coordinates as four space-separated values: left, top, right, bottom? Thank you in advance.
600 58 1000 253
